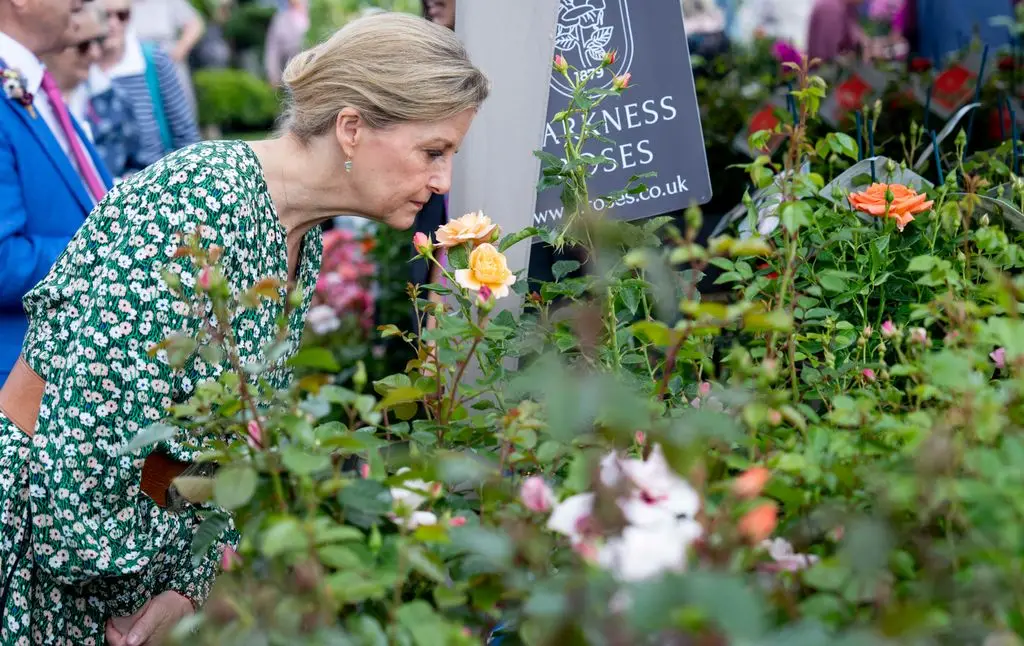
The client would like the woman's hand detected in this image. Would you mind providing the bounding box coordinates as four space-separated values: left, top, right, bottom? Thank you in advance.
105 591 194 646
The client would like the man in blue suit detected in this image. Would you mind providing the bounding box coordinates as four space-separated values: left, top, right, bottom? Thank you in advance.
0 0 113 384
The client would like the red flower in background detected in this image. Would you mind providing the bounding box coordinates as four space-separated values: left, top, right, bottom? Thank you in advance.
909 57 932 73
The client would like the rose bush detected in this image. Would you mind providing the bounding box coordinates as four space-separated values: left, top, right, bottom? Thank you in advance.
128 52 1024 645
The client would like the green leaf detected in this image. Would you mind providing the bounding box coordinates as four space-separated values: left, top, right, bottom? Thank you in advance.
214 465 258 510
551 260 581 282
190 511 230 566
318 544 363 569
631 320 672 345
118 422 179 455
377 386 425 410
346 616 388 646
907 255 937 272
198 343 223 366
281 446 332 476
315 523 364 545
446 244 470 270
395 601 449 646
288 347 341 372
403 544 450 585
164 334 198 368
780 201 813 232
262 517 310 557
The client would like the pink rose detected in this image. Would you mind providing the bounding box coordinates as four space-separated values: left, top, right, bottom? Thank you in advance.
881 320 897 338
991 347 1007 370
862 368 877 382
413 232 432 256
220 546 241 571
198 267 212 291
246 419 263 449
520 475 555 513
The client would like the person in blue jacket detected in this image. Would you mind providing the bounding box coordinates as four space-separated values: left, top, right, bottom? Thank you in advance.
913 0 1015 63
0 0 114 384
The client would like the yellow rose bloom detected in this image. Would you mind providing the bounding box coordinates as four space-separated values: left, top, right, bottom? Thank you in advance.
435 211 499 248
454 243 517 298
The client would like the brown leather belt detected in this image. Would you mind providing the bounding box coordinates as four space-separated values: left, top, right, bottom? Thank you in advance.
0 356 190 509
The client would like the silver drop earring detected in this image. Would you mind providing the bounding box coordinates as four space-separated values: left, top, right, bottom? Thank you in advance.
344 160 353 173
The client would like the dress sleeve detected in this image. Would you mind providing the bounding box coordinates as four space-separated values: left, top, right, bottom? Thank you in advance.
28 165 238 606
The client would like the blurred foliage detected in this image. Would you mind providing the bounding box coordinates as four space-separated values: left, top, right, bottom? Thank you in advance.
195 68 281 130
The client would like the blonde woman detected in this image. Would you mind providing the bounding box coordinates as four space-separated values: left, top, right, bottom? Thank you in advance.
0 12 488 646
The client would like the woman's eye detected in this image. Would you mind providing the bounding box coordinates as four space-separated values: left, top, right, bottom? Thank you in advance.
426 150 444 159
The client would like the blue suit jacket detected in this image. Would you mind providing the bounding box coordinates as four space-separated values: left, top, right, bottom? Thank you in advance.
0 92 113 384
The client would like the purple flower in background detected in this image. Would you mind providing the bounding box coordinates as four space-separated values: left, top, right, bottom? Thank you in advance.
771 40 803 67
867 0 903 21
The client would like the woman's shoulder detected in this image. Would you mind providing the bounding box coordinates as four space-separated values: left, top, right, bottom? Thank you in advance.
101 140 272 238
114 140 265 197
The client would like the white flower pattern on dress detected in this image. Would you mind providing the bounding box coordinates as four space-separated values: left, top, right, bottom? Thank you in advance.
0 140 322 645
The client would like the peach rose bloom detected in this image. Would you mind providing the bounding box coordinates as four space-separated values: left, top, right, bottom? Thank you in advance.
848 183 934 232
455 243 517 298
434 211 498 248
732 467 770 499
738 502 778 544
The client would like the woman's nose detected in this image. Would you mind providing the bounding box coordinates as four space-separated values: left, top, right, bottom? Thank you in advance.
428 168 452 196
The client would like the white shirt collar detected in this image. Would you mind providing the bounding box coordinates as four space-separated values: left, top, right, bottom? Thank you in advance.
0 30 44 94
66 84 89 121
107 29 146 78
86 65 111 95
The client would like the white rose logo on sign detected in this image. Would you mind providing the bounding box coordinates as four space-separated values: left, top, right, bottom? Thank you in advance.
550 0 634 99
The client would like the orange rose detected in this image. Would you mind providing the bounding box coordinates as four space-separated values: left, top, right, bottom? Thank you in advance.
454 243 517 298
732 467 770 499
738 502 778 544
848 183 934 232
435 211 499 248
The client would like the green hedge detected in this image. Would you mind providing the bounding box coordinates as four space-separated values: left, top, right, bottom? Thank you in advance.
194 68 281 131
222 4 277 52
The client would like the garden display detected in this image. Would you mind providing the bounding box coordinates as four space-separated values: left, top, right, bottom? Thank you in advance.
136 35 1024 646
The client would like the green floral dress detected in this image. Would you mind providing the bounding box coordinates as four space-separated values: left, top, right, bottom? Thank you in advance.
0 140 322 645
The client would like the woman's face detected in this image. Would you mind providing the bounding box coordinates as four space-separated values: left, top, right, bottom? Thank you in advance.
424 0 455 29
44 10 107 88
341 108 476 230
101 0 131 58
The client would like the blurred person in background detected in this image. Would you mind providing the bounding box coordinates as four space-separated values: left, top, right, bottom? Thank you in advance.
0 0 114 383
732 0 815 51
807 0 868 61
98 0 200 172
131 0 205 113
911 0 1015 63
408 0 456 326
42 3 141 179
264 0 309 87
423 0 455 30
191 0 232 71
682 0 729 61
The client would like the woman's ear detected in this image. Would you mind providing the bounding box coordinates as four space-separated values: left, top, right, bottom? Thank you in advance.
335 107 361 159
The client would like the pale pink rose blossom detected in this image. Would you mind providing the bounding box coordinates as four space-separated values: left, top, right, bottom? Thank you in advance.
881 320 897 338
246 419 262 449
520 476 555 513
991 347 1007 370
862 368 877 382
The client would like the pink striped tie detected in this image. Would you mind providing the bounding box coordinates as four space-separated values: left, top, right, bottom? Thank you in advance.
40 71 105 203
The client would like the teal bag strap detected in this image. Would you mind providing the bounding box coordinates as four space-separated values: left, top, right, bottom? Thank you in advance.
141 42 173 152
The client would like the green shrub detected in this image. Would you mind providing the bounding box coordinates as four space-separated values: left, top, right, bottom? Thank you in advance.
194 68 280 131
222 3 277 52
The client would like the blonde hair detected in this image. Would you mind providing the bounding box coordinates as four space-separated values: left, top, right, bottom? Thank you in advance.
280 12 489 140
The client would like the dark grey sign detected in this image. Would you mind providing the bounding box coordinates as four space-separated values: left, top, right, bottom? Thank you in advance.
533 0 713 229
